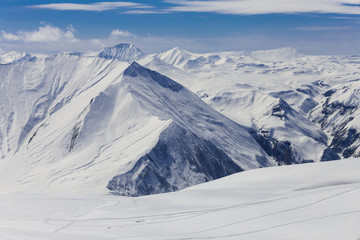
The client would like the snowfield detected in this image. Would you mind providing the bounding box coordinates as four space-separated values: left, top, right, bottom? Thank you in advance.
0 158 360 240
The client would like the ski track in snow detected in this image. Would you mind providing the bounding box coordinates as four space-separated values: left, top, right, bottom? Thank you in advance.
1 158 360 239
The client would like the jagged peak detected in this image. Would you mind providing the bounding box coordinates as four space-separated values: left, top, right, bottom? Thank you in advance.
123 62 183 92
98 43 143 63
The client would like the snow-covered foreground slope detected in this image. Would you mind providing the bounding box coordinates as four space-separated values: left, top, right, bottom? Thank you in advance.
1 158 359 240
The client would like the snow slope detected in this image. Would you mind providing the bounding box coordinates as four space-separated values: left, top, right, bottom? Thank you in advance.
0 158 359 240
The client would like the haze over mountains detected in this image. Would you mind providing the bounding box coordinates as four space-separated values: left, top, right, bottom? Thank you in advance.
0 43 359 197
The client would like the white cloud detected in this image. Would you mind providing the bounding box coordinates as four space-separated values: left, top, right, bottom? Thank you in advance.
165 0 360 15
0 25 77 43
91 39 106 48
110 29 135 38
27 0 360 15
0 32 21 41
29 1 151 12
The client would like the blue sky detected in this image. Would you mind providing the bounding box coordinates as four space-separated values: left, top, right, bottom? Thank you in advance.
1 0 360 54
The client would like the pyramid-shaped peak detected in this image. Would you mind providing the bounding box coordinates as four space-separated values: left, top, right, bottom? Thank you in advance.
98 43 143 63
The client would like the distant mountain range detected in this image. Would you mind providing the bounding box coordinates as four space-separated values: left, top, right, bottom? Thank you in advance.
0 44 359 196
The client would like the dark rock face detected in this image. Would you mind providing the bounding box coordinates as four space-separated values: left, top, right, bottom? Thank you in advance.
331 128 359 153
311 94 359 159
321 148 340 161
323 128 360 159
270 99 292 120
323 89 337 97
249 129 297 165
107 123 243 196
321 100 357 119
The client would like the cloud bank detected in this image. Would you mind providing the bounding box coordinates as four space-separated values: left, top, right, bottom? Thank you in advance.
167 0 360 15
29 0 360 15
110 29 135 38
30 1 151 12
0 25 77 43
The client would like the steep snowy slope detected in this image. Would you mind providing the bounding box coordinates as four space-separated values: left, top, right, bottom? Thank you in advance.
0 44 273 196
141 48 360 164
1 157 359 240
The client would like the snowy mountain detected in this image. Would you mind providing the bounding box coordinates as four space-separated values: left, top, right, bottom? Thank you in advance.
1 44 359 240
0 44 359 196
0 45 273 196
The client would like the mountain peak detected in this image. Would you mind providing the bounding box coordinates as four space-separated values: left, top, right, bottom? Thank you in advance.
98 43 143 62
